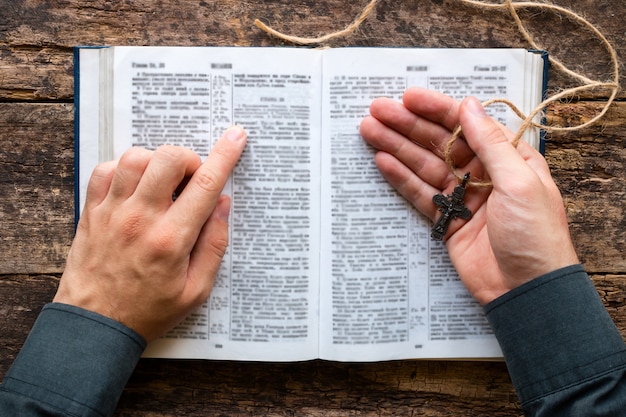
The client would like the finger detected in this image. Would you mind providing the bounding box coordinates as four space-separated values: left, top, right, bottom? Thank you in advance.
402 87 461 132
369 96 454 151
374 151 441 221
134 145 202 208
402 88 513 140
402 88 478 163
183 195 231 306
84 160 118 211
368 89 476 170
107 147 153 201
361 115 453 189
170 126 247 238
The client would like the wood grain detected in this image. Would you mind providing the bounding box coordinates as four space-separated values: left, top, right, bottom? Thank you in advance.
0 103 74 274
1 1 625 416
0 0 625 100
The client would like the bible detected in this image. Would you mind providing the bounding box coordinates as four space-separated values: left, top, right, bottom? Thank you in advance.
74 46 547 361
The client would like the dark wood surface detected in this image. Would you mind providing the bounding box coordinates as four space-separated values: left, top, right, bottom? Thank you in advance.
1 1 624 415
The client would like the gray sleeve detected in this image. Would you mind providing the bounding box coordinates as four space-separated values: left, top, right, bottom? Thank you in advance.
485 264 626 416
0 303 146 417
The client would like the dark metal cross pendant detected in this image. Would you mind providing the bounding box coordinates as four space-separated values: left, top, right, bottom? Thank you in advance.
431 172 472 241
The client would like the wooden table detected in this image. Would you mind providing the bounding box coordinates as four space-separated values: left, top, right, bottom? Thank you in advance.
1 1 624 415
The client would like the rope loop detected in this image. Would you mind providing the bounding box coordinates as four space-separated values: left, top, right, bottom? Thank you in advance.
255 0 620 187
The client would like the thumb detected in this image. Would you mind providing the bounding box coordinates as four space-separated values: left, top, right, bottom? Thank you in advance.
459 97 530 187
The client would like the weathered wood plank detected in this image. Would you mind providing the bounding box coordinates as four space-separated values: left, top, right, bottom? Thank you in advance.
592 274 626 332
0 274 59 372
546 101 626 272
0 0 624 100
0 103 74 274
119 359 522 416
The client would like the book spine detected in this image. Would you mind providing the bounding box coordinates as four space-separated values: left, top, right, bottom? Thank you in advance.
73 46 81 228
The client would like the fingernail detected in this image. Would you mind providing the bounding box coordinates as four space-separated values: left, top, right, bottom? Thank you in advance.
224 126 246 142
465 97 487 118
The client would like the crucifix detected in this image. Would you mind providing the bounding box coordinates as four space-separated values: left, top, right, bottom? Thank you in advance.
431 172 472 241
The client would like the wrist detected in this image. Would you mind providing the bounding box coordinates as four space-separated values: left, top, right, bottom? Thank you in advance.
493 262 582 304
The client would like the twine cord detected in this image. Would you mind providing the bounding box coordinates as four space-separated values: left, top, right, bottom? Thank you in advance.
254 0 621 187
253 0 379 46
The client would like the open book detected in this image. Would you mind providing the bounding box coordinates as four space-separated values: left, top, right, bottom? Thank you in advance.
75 46 547 361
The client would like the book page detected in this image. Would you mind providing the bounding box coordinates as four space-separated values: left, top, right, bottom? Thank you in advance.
102 46 323 361
318 48 544 361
